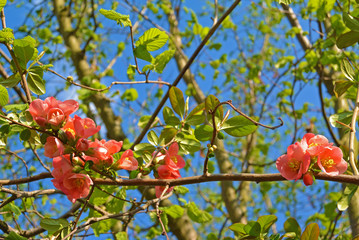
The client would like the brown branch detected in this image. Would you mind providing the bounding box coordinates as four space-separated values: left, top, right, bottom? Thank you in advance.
349 83 359 175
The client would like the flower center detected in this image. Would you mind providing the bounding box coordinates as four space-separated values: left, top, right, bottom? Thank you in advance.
321 158 335 168
171 156 178 164
308 143 319 148
288 159 300 171
74 178 84 188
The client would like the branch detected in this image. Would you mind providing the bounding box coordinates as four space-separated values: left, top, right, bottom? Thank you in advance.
349 83 359 175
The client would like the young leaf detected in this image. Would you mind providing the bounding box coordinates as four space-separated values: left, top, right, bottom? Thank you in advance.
0 73 21 88
341 58 356 81
194 125 213 141
257 215 277 234
229 222 247 236
0 0 6 11
244 221 261 237
329 111 352 128
337 31 359 49
153 49 175 73
0 28 14 44
99 9 132 27
205 95 223 122
176 133 201 154
343 12 359 32
0 85 9 106
221 116 258 137
4 103 28 112
134 45 153 62
174 186 189 195
121 88 138 101
147 130 159 146
337 184 358 211
136 28 168 51
300 223 319 240
169 86 185 118
163 106 181 126
5 231 27 240
13 36 36 70
162 205 184 219
334 80 354 98
27 66 45 95
284 217 301 237
187 202 212 223
159 127 177 146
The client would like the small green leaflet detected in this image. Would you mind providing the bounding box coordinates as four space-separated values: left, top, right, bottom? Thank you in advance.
337 184 358 211
0 0 6 11
13 36 36 70
0 28 14 44
169 86 185 118
153 50 175 73
0 85 9 106
99 9 132 27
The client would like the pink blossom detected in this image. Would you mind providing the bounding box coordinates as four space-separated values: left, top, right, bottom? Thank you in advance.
76 138 90 152
29 97 79 128
73 115 101 138
164 142 185 170
44 136 64 158
155 186 174 198
317 146 348 176
61 172 93 203
301 133 332 156
276 142 310 181
51 155 73 179
104 140 123 155
157 164 181 179
115 150 138 171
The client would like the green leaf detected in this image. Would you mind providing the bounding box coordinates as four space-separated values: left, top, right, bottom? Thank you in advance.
4 103 28 112
40 218 69 234
163 106 180 126
176 133 201 154
221 116 258 137
337 31 359 49
5 232 27 240
99 9 132 27
159 127 177 146
27 66 45 95
13 36 36 70
153 49 175 73
0 85 9 106
257 215 277 234
329 111 353 128
207 160 215 173
169 86 185 118
115 232 128 240
337 184 358 211
134 45 153 62
300 223 319 240
174 186 189 195
19 129 31 141
136 28 168 51
147 130 159 146
134 143 156 153
121 88 138 101
127 64 136 80
4 202 21 216
343 12 359 32
244 221 261 237
229 222 247 236
163 205 184 219
187 202 212 223
334 80 354 98
341 58 356 81
0 28 14 44
0 73 21 88
0 0 6 11
186 114 205 126
194 125 213 142
205 95 223 123
284 217 301 237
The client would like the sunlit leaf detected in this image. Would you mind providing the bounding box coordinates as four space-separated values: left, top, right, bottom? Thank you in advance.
27 66 45 95
300 223 319 240
136 28 168 51
0 27 14 44
334 80 354 98
169 86 185 118
153 49 175 73
343 12 359 32
257 215 277 234
329 111 352 128
341 58 356 81
194 125 213 142
0 73 21 88
0 85 9 106
99 9 132 27
187 202 212 223
221 116 258 137
147 130 159 146
337 184 358 211
284 217 301 237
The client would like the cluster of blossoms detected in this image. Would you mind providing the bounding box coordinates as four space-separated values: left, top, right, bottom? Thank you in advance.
153 142 185 198
29 97 138 202
276 133 348 186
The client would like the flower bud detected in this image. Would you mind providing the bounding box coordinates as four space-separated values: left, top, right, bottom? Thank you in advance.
303 172 314 186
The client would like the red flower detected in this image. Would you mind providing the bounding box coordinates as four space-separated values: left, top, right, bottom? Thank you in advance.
157 164 181 179
76 138 90 152
73 115 101 138
29 97 78 127
62 172 93 203
276 142 310 181
317 146 348 176
164 142 185 170
301 133 332 156
114 149 138 171
44 136 64 158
